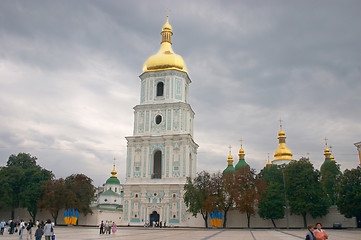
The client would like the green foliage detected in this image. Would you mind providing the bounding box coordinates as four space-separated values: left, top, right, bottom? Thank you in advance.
337 167 361 221
258 165 285 227
258 164 284 185
258 183 285 225
284 161 329 227
320 161 341 205
7 153 37 168
0 153 53 220
184 171 211 228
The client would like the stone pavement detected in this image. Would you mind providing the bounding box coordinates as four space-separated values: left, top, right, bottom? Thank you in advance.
0 227 360 240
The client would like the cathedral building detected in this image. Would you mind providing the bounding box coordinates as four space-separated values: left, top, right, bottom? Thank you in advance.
122 16 198 226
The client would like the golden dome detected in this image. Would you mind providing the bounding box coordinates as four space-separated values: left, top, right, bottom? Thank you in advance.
142 16 188 73
238 148 245 159
324 147 331 160
111 168 117 177
273 128 293 161
111 157 117 177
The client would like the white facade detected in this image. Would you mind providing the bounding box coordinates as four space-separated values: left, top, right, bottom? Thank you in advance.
122 69 198 226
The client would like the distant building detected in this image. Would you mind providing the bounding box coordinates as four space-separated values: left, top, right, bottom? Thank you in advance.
94 160 123 211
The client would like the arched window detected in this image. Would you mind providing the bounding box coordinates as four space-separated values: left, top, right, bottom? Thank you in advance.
152 150 162 179
156 82 164 97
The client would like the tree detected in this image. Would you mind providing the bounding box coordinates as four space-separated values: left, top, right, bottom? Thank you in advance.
258 165 285 228
337 166 361 228
0 153 53 220
234 167 265 228
184 171 212 228
220 172 237 228
284 161 329 228
38 178 67 224
320 161 341 205
20 167 53 221
65 174 95 216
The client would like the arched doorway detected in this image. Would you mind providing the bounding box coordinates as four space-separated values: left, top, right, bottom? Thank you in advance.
149 211 160 227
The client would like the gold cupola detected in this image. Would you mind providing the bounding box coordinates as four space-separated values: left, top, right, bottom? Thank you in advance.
142 15 188 73
321 138 333 171
106 157 120 185
111 157 117 177
273 120 293 163
223 145 235 174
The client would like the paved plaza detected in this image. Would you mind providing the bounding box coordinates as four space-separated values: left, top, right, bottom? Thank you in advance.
0 227 360 240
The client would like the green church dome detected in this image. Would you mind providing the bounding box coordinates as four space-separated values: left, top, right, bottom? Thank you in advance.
235 158 249 171
106 176 120 185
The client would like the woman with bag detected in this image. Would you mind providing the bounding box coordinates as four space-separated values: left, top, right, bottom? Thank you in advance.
43 219 54 240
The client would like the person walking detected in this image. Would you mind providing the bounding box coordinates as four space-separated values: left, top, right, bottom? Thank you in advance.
314 223 328 240
19 220 25 239
0 220 6 235
26 219 34 240
111 222 117 234
43 219 53 240
107 221 111 234
9 219 15 234
99 220 104 234
104 221 109 234
34 225 44 240
305 224 316 240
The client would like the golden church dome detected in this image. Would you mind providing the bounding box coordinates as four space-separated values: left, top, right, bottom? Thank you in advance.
142 16 188 73
273 128 293 162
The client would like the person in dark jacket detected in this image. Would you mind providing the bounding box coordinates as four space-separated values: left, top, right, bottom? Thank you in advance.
306 224 316 240
34 225 44 240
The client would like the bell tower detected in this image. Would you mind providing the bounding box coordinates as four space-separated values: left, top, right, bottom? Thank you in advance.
122 16 198 226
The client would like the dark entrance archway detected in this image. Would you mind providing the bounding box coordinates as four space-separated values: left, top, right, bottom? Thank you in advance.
149 211 160 227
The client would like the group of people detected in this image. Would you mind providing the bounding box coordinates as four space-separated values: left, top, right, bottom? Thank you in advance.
306 223 328 240
0 218 55 240
143 220 165 228
99 220 117 234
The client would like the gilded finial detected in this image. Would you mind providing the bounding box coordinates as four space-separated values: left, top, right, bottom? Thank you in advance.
111 157 117 177
240 138 243 149
279 119 283 130
228 145 232 156
324 137 328 148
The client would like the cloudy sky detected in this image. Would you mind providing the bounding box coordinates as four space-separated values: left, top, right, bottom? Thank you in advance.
1 0 360 186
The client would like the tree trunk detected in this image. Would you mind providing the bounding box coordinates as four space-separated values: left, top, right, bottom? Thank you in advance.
302 213 307 228
223 205 231 228
247 212 251 228
201 212 208 228
223 211 228 228
28 209 37 222
51 211 59 225
271 218 277 228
